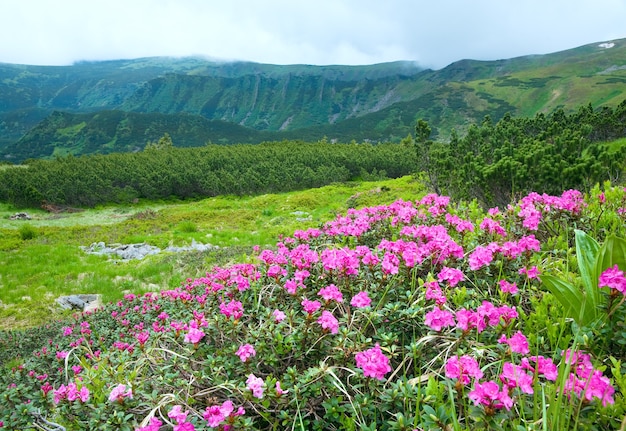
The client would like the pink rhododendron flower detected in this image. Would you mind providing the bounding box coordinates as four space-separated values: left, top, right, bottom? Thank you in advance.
468 246 494 270
355 343 392 380
425 281 447 306
522 356 558 381
381 252 400 274
477 301 503 327
437 267 464 287
267 264 287 279
598 264 626 294
41 382 54 396
424 307 455 331
203 400 234 427
480 217 506 236
445 355 483 386
468 380 514 411
350 291 372 308
184 327 205 345
246 374 265 398
272 309 286 322
75 385 90 402
445 213 474 232
135 331 150 346
53 382 89 404
498 279 518 294
284 279 300 295
562 349 615 406
236 344 256 362
301 298 321 314
136 417 163 431
174 423 195 431
109 383 133 403
519 266 540 279
168 405 189 424
318 284 343 302
317 310 339 334
219 300 244 320
499 362 534 394
203 400 245 428
498 331 530 355
518 234 541 252
455 308 484 333
276 381 288 395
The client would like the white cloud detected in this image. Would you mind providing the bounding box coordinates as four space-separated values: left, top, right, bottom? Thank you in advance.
0 0 624 67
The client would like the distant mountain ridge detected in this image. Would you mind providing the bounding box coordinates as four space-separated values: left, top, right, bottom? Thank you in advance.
1 38 625 161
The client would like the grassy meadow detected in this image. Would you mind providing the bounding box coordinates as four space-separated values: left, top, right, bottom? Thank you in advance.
0 176 424 330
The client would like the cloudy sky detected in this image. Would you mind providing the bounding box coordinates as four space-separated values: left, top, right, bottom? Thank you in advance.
1 0 625 69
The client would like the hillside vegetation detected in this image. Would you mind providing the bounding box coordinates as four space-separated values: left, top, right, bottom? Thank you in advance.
0 139 413 208
2 178 626 430
1 38 625 160
0 176 425 331
0 101 624 212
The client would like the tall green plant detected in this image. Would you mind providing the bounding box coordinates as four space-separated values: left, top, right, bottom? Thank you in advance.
541 229 626 328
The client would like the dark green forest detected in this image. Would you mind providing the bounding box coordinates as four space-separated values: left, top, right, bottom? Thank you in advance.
411 100 626 207
0 139 413 208
0 100 625 209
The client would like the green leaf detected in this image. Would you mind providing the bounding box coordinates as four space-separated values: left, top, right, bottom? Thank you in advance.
596 234 626 282
574 229 602 325
540 274 585 324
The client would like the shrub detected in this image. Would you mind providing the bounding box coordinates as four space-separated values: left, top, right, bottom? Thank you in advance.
18 224 37 241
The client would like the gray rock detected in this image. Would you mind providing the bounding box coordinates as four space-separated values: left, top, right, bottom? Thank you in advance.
165 239 215 253
81 242 161 260
57 294 102 311
10 212 31 220
81 240 215 260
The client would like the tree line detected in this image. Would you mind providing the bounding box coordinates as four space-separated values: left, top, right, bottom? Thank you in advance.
411 100 626 207
1 100 625 209
0 138 414 208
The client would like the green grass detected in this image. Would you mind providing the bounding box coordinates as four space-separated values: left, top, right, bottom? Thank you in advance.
0 176 425 330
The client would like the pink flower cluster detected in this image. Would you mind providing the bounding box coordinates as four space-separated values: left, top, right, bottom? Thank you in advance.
444 355 483 386
355 343 392 380
236 344 256 362
17 188 623 430
166 405 199 431
562 350 615 406
516 189 585 230
498 331 530 355
317 310 339 334
108 383 133 403
318 284 343 303
246 373 265 398
203 400 245 428
599 264 626 295
468 380 513 411
53 382 90 404
350 291 371 308
135 417 163 431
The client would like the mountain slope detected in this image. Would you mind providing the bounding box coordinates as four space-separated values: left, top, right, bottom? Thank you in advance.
4 111 279 160
1 38 625 161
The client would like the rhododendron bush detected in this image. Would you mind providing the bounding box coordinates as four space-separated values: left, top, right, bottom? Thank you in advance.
2 183 626 430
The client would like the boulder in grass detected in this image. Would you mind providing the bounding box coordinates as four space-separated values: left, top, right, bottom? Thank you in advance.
10 212 31 220
57 294 102 312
